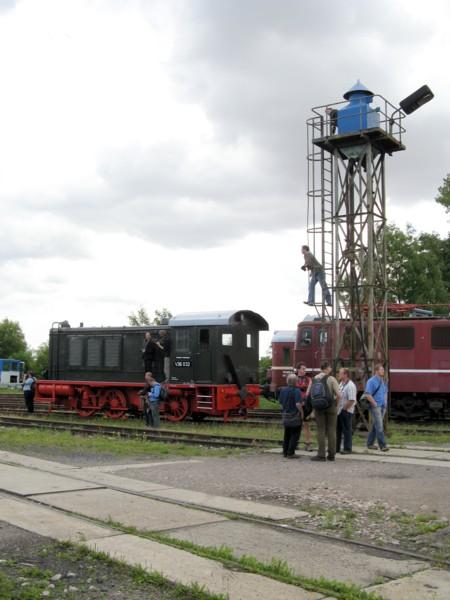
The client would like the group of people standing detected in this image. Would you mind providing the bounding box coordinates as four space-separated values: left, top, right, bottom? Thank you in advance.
279 362 389 460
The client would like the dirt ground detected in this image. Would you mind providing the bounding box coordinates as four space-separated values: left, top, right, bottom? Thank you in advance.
0 521 215 600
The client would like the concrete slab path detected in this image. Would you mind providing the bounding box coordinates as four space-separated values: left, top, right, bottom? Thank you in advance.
367 567 450 599
149 487 307 520
57 468 174 493
0 463 101 496
0 450 306 521
164 519 427 587
0 496 116 542
265 447 450 468
31 488 228 531
86 533 321 600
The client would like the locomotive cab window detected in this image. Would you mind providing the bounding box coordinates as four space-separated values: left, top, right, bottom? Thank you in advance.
246 333 253 348
175 329 191 353
283 347 291 366
388 327 414 349
199 328 210 349
300 328 312 346
431 326 450 349
222 333 233 346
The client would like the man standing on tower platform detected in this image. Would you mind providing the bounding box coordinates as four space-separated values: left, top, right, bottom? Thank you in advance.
301 245 332 306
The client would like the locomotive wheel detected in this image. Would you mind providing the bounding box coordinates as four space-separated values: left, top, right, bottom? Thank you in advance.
101 389 127 419
77 395 97 418
165 396 189 422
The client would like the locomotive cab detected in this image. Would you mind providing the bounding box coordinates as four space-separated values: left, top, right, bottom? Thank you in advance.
168 310 269 386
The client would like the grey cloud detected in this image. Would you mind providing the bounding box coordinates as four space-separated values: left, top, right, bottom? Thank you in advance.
71 139 301 247
170 0 442 203
7 1 445 253
0 213 91 261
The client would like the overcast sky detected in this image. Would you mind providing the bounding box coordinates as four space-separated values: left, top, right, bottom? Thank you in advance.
0 0 449 354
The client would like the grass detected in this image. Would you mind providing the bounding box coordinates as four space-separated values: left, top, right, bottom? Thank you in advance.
92 518 386 600
389 511 449 537
0 427 251 458
63 543 229 599
353 421 450 447
1 411 283 441
258 396 280 410
0 387 22 395
309 508 358 538
0 544 228 600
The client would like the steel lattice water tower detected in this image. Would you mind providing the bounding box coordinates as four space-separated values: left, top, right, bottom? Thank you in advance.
306 81 433 383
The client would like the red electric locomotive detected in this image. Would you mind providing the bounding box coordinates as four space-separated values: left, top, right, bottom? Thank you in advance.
271 310 450 419
268 330 296 393
36 310 268 421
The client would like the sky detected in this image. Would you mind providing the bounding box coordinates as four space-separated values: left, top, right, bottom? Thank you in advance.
0 0 449 355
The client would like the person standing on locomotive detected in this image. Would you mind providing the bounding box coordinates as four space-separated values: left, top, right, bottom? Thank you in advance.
365 364 389 452
159 329 171 381
336 368 357 454
296 363 313 451
301 245 332 307
155 330 171 382
142 332 157 374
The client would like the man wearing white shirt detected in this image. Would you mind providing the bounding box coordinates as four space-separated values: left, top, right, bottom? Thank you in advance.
336 368 357 454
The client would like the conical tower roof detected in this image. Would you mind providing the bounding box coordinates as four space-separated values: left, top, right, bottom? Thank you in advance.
343 79 374 100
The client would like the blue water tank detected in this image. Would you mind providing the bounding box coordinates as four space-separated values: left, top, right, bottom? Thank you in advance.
337 80 380 135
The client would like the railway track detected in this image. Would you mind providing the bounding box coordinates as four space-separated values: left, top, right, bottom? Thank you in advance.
1 395 450 430
0 415 279 449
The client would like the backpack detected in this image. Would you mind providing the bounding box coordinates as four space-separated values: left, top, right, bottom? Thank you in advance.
309 375 333 411
148 383 168 403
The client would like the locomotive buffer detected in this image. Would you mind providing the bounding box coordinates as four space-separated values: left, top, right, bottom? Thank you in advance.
306 81 433 389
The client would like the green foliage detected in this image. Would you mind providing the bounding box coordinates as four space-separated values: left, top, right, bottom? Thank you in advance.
436 173 450 213
30 343 49 376
152 307 173 325
128 307 151 326
258 355 272 383
386 224 449 305
128 307 173 326
0 427 246 458
0 319 28 359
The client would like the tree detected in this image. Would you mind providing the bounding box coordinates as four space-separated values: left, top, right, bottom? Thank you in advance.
152 308 173 325
436 174 450 214
128 307 173 326
31 342 49 376
0 319 27 358
128 307 151 326
385 225 449 305
258 355 272 384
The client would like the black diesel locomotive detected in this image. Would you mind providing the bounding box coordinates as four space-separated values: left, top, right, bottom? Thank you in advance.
36 310 268 421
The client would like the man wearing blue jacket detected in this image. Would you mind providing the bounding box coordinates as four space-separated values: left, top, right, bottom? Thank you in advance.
140 372 161 428
365 364 389 451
